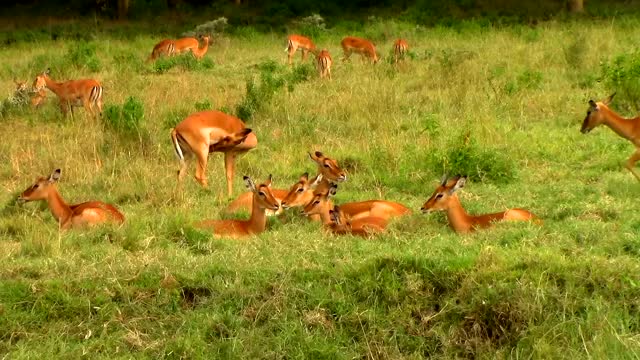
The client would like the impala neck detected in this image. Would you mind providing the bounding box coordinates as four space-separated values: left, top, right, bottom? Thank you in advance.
194 39 209 57
43 76 64 97
445 196 473 233
316 201 334 226
601 107 639 142
247 193 268 234
46 186 73 226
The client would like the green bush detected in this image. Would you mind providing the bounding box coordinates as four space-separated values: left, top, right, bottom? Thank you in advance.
152 53 215 74
65 41 101 72
195 100 213 111
428 131 516 184
600 51 640 111
102 96 145 137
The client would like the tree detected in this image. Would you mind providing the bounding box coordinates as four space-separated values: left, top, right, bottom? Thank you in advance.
117 0 129 19
568 0 584 13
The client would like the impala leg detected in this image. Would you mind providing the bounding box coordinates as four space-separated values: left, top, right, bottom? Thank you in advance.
301 49 308 62
288 47 296 66
342 51 350 62
625 149 640 182
224 152 236 197
194 144 209 188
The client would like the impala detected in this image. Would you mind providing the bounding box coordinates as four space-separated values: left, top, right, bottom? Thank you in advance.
196 175 280 238
13 80 45 107
147 39 175 62
302 183 411 224
421 175 537 234
33 69 103 118
316 49 332 79
329 205 387 237
171 110 257 196
224 172 323 216
580 93 640 181
285 34 316 65
18 169 124 230
393 38 409 65
341 36 379 64
191 36 210 59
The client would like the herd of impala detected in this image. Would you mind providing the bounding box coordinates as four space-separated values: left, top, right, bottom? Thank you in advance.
11 32 640 238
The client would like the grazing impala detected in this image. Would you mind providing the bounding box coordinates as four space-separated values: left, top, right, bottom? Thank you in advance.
285 34 317 65
316 49 332 79
18 169 124 230
171 110 257 196
196 175 280 238
393 38 409 65
341 36 379 64
302 183 411 224
147 39 175 62
173 36 201 55
421 175 538 234
580 93 640 181
33 69 103 118
329 205 387 237
224 172 323 216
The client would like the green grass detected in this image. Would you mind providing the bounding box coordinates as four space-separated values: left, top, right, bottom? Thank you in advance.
2 17 640 358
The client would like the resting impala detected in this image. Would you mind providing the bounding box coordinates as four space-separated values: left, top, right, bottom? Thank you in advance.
393 39 409 65
33 69 103 119
196 175 280 238
580 93 640 181
341 36 379 64
18 169 125 230
224 150 345 216
13 80 46 107
329 205 388 237
147 39 175 62
224 172 323 216
171 110 257 196
421 175 537 234
302 183 411 224
285 34 317 65
316 49 332 79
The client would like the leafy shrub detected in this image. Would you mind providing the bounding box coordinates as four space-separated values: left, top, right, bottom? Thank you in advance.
291 13 327 39
102 96 145 137
182 17 228 37
600 51 640 111
195 100 213 111
163 108 191 130
236 60 287 121
65 41 101 72
428 131 516 184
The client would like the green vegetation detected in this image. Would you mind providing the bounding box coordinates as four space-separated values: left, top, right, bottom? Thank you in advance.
2 15 640 358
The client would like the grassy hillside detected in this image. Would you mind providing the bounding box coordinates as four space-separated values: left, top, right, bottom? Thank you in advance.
2 16 640 358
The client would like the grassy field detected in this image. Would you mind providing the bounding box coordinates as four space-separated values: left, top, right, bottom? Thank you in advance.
2 15 640 358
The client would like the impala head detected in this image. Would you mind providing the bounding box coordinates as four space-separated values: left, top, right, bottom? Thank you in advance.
302 183 337 216
19 168 61 202
200 35 211 44
280 173 323 209
421 175 467 213
210 128 253 152
32 68 51 90
309 151 346 182
581 93 616 134
244 175 280 211
14 79 28 92
329 205 350 229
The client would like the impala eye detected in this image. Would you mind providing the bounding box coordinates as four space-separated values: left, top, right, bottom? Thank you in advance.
323 164 330 168
313 200 320 205
297 188 304 193
258 191 266 197
435 193 444 199
32 184 39 189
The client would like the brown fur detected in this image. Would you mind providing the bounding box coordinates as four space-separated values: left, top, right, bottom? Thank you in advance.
393 39 409 64
147 39 175 62
285 34 317 65
33 70 103 118
341 36 378 64
316 49 332 79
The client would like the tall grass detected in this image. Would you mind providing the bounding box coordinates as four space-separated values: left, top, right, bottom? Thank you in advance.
1 17 640 358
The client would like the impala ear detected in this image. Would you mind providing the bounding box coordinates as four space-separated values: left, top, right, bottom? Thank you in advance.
300 172 309 182
310 174 323 187
244 176 256 192
440 174 448 186
265 174 273 187
309 151 322 163
604 92 616 105
328 184 338 198
49 169 61 183
44 68 51 75
588 99 598 110
450 176 467 194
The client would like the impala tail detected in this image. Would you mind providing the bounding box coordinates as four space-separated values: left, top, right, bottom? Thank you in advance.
170 128 185 161
285 38 292 53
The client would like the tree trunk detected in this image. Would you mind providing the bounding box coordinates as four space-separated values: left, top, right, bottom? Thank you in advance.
568 0 584 13
117 0 130 19
235 0 241 5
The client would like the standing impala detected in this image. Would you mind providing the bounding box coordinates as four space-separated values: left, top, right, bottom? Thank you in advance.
393 39 409 65
285 34 317 65
341 36 379 64
316 49 332 79
18 169 125 230
33 69 103 119
196 175 280 238
171 110 257 196
147 39 175 62
191 36 210 59
421 175 537 234
580 93 640 181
